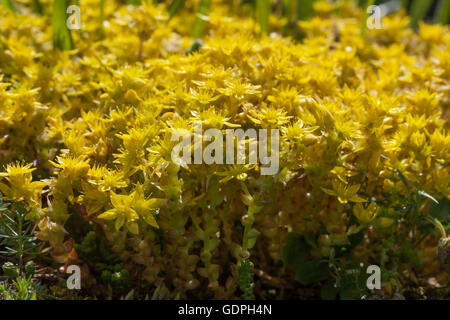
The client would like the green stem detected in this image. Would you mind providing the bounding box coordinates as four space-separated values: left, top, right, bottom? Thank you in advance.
360 0 376 37
168 0 184 20
434 0 450 24
191 0 211 38
409 0 433 30
256 0 270 34
33 0 44 14
52 0 73 50
401 0 409 9
99 0 105 39
427 217 447 238
17 211 23 273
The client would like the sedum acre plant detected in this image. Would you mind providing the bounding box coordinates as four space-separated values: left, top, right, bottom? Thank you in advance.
0 0 449 299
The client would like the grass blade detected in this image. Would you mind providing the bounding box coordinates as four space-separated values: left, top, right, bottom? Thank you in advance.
191 0 212 38
360 0 376 37
52 0 73 50
256 0 270 34
1 0 16 12
409 0 433 29
418 190 439 205
168 0 185 20
281 0 294 35
401 0 409 9
99 0 105 39
297 0 315 21
33 0 44 14
434 0 450 24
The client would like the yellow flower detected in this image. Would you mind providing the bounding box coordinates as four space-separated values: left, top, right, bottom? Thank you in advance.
189 88 220 105
0 162 46 212
132 184 162 229
353 202 378 223
98 185 162 234
49 155 90 182
330 166 357 184
321 180 366 203
218 79 261 101
98 191 139 234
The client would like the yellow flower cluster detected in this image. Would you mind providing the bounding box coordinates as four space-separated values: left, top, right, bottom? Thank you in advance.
0 1 449 297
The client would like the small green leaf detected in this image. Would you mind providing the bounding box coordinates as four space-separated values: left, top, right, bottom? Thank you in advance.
281 233 308 267
395 169 410 194
295 260 329 285
321 280 339 300
340 287 363 300
247 228 260 249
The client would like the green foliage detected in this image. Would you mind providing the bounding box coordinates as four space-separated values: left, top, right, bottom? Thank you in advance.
74 230 121 268
2 262 20 278
282 233 330 286
281 232 382 300
101 264 131 289
281 233 308 267
0 200 39 272
295 260 330 285
0 276 38 300
238 259 254 299
24 261 36 277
